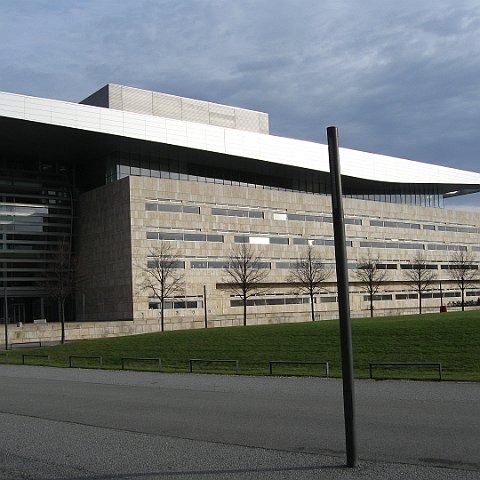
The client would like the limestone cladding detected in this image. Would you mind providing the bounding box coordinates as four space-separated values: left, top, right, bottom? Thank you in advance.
121 176 480 330
76 178 134 322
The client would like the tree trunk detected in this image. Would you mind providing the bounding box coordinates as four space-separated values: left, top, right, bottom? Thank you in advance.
243 299 247 326
160 303 165 332
369 294 374 318
61 299 66 344
310 292 315 322
57 299 64 343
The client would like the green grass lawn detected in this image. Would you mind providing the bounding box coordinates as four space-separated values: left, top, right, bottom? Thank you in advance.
2 311 480 381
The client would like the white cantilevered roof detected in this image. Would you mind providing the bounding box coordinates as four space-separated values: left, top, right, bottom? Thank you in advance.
1 89 480 189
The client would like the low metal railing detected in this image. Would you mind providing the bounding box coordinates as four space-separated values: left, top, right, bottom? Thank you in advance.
269 360 330 377
369 362 443 381
69 355 103 368
121 357 162 371
189 359 239 374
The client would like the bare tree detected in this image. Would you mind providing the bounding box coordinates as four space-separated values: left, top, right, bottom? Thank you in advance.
45 237 75 344
288 245 332 322
140 242 185 332
223 243 270 326
353 255 389 318
403 253 437 314
446 251 478 311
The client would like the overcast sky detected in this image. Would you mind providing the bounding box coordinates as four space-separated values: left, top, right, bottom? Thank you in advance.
1 0 479 210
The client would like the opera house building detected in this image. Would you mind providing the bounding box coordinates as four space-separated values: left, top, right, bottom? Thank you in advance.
1 84 479 341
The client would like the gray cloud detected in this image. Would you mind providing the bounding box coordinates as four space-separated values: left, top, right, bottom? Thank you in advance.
0 0 479 206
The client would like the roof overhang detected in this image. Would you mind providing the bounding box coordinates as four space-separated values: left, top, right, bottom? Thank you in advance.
1 90 479 197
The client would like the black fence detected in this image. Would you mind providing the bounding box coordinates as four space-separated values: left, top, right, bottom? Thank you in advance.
269 360 330 377
9 341 42 349
69 355 103 368
369 362 443 381
2 350 449 381
189 359 240 374
121 357 162 371
22 354 50 367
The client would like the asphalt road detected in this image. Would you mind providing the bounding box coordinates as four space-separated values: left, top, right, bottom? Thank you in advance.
0 365 479 479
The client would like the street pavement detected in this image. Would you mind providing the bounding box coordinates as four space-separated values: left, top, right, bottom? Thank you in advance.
0 365 478 479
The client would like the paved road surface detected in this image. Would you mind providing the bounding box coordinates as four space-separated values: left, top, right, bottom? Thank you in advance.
0 365 478 479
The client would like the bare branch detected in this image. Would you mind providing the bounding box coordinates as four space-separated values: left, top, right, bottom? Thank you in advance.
223 243 270 325
287 245 332 321
139 241 185 331
403 252 437 314
446 250 478 310
353 254 389 317
44 237 75 343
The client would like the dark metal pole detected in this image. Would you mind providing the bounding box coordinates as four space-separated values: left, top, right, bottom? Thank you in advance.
439 280 444 308
203 285 208 328
327 126 357 468
3 287 8 350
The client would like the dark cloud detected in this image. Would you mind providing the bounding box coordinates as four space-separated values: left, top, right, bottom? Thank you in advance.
0 0 479 208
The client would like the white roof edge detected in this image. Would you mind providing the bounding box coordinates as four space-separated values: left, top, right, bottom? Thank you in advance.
1 90 480 187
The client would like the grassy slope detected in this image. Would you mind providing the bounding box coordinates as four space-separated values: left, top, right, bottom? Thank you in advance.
3 311 480 380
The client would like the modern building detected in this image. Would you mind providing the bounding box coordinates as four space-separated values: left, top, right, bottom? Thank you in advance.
1 84 480 340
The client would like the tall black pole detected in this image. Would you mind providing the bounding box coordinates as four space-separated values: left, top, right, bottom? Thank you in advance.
3 287 8 350
327 126 357 468
203 285 208 328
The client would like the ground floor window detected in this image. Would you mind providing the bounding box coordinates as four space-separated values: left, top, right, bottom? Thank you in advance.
148 296 203 310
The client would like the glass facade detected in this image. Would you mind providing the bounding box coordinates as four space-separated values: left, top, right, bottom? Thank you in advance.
0 157 75 323
105 150 445 207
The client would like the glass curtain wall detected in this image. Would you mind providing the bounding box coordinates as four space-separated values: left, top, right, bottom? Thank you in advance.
105 149 444 207
0 157 75 324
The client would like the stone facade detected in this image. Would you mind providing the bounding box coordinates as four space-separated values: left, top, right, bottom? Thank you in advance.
73 174 480 336
76 178 134 321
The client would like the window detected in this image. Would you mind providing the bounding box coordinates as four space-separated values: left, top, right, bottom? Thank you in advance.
183 234 207 242
230 295 309 307
149 296 203 309
147 260 185 269
428 244 467 252
270 237 289 245
320 296 337 303
363 294 392 301
158 232 184 241
395 293 418 300
208 261 230 269
276 262 297 269
191 261 208 269
293 238 308 245
212 207 264 219
206 234 224 243
146 203 200 214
